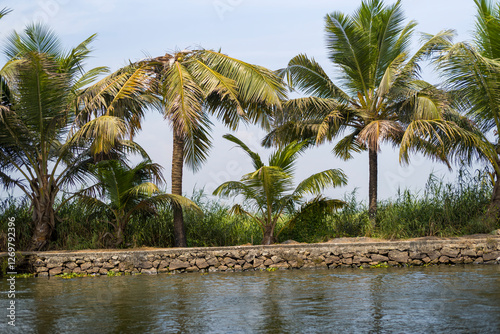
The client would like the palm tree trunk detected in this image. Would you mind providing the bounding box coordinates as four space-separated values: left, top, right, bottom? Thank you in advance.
487 167 500 227
172 132 187 247
115 223 124 247
262 224 276 245
368 146 378 225
29 190 56 251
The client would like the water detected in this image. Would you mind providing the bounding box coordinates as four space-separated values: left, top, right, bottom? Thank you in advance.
1 265 500 333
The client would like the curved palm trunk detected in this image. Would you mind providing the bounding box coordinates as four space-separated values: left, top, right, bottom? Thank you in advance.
368 147 378 225
262 224 276 245
172 132 187 247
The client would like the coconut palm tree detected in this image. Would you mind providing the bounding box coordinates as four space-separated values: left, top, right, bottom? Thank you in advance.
436 0 500 220
213 134 347 245
148 49 286 247
78 158 201 247
263 0 468 225
0 24 148 250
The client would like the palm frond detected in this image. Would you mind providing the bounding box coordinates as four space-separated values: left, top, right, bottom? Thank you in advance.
200 49 286 107
0 7 12 19
333 130 365 160
293 169 347 197
183 113 212 171
474 0 500 59
4 23 62 59
223 133 264 169
163 60 205 136
282 54 349 101
69 115 129 155
268 140 310 174
399 119 491 166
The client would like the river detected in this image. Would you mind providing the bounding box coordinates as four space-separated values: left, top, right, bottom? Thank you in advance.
1 265 500 333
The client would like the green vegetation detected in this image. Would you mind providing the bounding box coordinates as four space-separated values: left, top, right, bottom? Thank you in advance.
1 171 495 250
143 49 286 248
0 24 106 250
436 0 500 219
0 20 154 250
2 1 500 251
264 0 475 226
78 159 201 247
213 134 347 245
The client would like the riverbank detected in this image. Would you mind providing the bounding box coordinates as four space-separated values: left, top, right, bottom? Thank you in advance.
3 235 499 277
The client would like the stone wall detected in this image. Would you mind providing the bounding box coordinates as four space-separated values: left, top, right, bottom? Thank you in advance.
29 236 500 277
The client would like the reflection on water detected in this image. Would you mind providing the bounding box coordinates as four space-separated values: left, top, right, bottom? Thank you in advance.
1 265 500 333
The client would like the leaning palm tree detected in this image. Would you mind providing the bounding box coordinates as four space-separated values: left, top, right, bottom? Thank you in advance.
78 159 201 247
264 0 467 225
0 24 148 250
213 134 347 245
148 49 286 247
436 0 500 220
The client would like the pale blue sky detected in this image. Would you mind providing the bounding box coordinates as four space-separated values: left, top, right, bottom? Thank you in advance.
0 0 482 202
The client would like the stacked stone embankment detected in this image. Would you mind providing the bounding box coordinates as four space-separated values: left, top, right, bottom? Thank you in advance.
22 236 500 277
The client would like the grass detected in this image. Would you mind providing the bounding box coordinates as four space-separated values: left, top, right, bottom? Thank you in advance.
280 169 496 242
374 169 494 239
0 169 497 251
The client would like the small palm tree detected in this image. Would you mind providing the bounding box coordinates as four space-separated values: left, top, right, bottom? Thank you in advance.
213 134 347 245
264 0 469 226
78 159 202 247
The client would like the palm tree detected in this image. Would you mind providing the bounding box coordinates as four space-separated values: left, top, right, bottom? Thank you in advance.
264 0 464 225
78 159 201 247
149 49 286 247
213 134 347 245
436 0 500 220
0 24 147 250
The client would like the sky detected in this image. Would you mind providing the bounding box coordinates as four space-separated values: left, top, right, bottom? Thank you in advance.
0 0 484 203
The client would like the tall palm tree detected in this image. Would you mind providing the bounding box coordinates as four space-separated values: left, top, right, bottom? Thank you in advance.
149 49 286 247
264 0 464 225
436 0 500 220
0 24 147 250
213 134 347 245
78 159 201 247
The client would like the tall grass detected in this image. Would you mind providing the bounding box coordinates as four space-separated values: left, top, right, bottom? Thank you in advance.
0 169 497 250
127 190 261 248
374 169 494 239
280 169 495 242
0 197 32 251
